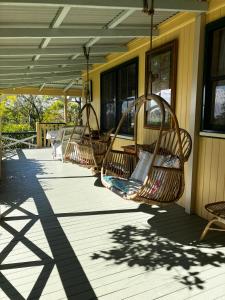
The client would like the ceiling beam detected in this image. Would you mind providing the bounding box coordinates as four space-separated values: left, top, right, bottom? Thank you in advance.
0 28 155 39
0 45 127 56
34 6 71 61
0 86 82 96
0 74 82 87
85 9 136 48
50 6 71 28
63 80 76 92
39 83 45 91
0 57 105 67
0 71 81 81
71 9 135 61
0 0 208 12
0 66 85 75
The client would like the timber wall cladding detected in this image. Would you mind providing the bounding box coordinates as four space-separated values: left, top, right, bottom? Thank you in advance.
195 2 225 219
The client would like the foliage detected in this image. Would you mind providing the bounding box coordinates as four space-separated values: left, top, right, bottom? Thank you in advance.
43 99 64 122
0 94 81 132
44 99 80 123
2 123 33 133
0 95 16 118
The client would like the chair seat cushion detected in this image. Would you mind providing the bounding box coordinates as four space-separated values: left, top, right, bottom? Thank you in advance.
103 176 142 196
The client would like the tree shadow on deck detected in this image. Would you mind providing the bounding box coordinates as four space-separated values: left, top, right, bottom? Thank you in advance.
91 204 225 290
0 149 97 299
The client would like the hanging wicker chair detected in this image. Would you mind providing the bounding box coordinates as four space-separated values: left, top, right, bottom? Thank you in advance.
64 102 111 172
101 93 192 205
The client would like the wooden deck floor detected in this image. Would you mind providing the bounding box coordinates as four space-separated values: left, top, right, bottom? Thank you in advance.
0 148 225 300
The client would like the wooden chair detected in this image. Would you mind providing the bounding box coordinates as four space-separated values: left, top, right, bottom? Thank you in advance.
200 201 225 240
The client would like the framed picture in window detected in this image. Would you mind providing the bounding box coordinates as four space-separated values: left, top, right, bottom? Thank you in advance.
144 40 178 128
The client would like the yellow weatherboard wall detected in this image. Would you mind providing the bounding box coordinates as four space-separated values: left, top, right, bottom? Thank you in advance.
87 0 225 217
195 2 225 220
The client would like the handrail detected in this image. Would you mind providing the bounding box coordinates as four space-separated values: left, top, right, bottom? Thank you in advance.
2 134 37 150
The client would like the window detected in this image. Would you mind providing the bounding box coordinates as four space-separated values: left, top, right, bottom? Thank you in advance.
145 40 177 128
101 58 138 136
202 17 225 133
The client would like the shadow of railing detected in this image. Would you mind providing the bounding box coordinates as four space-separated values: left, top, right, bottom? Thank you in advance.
0 149 98 299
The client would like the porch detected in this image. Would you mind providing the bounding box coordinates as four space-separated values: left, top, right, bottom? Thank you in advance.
0 148 225 300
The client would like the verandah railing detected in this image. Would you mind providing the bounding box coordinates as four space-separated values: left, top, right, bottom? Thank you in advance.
1 131 37 150
0 123 67 162
36 122 66 148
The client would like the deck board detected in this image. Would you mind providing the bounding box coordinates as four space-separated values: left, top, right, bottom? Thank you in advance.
0 148 225 300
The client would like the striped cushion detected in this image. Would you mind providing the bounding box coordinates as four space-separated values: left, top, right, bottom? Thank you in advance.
103 176 142 196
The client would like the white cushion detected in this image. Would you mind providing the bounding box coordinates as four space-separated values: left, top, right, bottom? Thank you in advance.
130 150 165 183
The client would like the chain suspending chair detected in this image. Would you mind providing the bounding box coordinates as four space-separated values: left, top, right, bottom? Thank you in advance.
64 47 111 173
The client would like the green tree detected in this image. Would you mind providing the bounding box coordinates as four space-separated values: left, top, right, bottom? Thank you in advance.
44 99 64 122
1 94 81 132
2 94 51 129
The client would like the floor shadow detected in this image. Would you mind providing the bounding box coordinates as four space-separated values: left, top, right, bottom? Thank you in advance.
139 203 225 245
0 150 97 299
91 203 225 291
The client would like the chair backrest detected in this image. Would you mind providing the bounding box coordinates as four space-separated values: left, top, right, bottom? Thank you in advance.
61 127 75 143
68 125 87 143
180 128 192 162
73 125 86 136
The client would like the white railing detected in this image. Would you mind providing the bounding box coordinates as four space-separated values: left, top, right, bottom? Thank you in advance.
1 132 37 160
2 134 37 150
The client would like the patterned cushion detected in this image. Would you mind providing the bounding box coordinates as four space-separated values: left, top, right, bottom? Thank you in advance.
162 155 181 169
148 180 161 196
103 176 142 196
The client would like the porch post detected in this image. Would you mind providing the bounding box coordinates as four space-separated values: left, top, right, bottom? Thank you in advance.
185 14 205 214
36 121 41 148
64 95 68 124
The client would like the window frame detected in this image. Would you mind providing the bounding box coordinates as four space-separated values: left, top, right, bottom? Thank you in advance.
100 57 139 137
144 40 178 129
201 16 225 134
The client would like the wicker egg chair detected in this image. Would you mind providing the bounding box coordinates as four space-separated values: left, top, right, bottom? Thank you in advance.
64 102 111 172
101 94 192 205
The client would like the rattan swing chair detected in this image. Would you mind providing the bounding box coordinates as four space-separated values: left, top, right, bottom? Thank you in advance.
101 0 192 205
64 47 111 173
101 94 192 205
